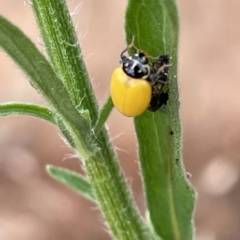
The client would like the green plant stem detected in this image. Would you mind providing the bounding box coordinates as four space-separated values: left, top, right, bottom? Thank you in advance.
85 155 152 240
31 0 98 120
30 1 151 239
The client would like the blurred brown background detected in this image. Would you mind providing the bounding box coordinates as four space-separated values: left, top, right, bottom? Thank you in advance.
1 0 240 239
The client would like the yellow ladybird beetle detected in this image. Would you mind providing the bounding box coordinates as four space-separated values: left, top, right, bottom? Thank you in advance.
110 44 152 117
111 67 152 117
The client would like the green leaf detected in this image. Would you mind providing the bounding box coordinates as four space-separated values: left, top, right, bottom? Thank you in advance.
135 111 195 240
125 0 177 55
125 1 196 240
0 102 55 124
46 165 96 202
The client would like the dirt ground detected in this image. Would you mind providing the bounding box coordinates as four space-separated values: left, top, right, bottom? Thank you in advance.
0 1 240 239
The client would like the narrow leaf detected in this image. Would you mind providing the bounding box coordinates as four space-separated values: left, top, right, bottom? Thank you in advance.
47 165 96 202
0 102 55 124
94 96 114 134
